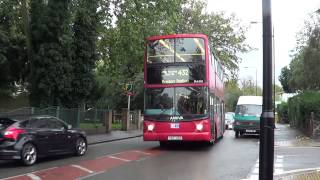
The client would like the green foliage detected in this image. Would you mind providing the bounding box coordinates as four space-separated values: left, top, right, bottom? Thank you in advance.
224 79 242 112
277 102 288 123
1 0 248 110
283 12 320 92
288 91 320 130
71 0 99 106
177 0 249 78
240 78 262 96
279 66 292 93
96 0 248 109
0 0 27 95
29 0 74 107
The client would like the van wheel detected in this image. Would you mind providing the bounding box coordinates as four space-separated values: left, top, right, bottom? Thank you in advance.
235 131 240 138
21 143 37 166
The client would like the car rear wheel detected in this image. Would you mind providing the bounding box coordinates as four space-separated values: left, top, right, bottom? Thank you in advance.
75 137 87 156
21 143 37 166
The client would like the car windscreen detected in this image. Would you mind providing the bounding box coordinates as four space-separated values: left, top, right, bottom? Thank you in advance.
235 105 262 116
225 113 234 120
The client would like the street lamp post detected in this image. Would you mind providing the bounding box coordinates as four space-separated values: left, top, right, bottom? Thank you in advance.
250 21 276 110
244 67 257 96
260 0 275 179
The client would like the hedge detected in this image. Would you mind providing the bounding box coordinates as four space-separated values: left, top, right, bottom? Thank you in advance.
288 91 320 130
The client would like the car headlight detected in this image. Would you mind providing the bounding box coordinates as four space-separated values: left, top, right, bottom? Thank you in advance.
196 123 203 131
147 124 154 131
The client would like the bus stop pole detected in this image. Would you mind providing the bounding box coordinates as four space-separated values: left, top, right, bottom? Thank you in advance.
259 0 275 180
127 94 131 112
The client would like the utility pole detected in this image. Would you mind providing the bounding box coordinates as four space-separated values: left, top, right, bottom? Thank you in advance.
259 0 275 180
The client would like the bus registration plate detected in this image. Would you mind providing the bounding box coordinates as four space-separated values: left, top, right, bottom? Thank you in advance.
168 136 183 140
246 130 256 133
170 123 180 129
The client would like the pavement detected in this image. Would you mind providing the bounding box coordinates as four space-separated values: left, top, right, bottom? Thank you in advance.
273 124 320 180
86 129 143 145
85 125 320 180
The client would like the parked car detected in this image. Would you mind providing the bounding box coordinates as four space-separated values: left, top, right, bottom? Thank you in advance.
225 112 235 130
0 115 87 166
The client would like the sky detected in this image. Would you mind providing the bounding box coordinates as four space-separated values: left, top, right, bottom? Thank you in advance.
206 0 320 87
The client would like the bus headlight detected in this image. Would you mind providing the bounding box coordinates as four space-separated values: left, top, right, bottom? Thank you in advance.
147 124 155 131
196 123 203 131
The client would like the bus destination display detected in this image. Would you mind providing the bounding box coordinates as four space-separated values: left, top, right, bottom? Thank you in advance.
146 65 206 84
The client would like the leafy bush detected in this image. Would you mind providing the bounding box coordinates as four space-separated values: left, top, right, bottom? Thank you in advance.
288 91 320 130
277 102 288 123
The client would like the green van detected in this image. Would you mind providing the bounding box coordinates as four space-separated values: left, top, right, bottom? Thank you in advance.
234 96 262 138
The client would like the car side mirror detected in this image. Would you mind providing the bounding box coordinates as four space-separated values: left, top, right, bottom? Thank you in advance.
67 125 72 130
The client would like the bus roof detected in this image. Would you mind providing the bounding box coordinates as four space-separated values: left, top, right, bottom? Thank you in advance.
237 96 262 106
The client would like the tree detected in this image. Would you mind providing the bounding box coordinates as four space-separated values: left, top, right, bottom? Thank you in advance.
283 11 320 92
71 0 99 107
240 77 262 96
29 0 73 107
0 0 28 95
224 79 242 112
176 0 249 79
279 66 292 93
301 27 320 89
95 0 248 109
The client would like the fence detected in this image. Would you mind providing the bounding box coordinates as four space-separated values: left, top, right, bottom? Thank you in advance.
0 107 143 134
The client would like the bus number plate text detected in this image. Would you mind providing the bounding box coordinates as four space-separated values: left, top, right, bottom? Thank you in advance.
170 123 180 129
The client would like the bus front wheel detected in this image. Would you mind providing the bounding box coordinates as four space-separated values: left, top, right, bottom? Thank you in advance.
159 141 167 147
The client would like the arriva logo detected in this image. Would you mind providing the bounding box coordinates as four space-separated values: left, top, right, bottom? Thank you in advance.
170 116 183 122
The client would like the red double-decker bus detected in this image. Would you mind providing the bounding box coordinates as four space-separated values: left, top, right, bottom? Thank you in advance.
143 34 225 146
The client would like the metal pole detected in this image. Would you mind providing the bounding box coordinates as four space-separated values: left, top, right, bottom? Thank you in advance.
256 68 258 96
128 94 131 112
259 0 275 180
273 26 276 111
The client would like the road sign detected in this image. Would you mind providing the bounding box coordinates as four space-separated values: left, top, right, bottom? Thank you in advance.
124 84 133 92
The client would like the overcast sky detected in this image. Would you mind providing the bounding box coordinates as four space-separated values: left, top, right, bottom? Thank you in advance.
206 0 320 87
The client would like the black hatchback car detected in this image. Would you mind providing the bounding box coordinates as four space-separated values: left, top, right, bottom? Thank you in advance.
0 115 87 165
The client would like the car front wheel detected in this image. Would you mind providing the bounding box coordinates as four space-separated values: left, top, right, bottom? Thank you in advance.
21 143 37 166
75 137 87 156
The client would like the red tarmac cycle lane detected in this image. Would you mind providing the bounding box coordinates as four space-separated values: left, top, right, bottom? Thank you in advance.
5 148 162 180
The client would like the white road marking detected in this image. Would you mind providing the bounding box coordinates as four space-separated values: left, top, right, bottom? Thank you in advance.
108 155 131 162
132 150 151 155
3 167 58 180
244 155 284 180
76 171 105 180
71 164 94 174
27 174 42 180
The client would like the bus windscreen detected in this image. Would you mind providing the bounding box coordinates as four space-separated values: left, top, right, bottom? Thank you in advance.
144 87 208 121
146 37 206 84
235 104 262 116
147 38 205 63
